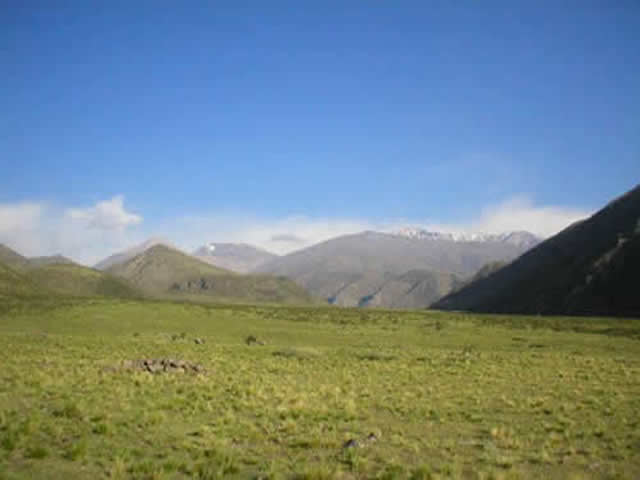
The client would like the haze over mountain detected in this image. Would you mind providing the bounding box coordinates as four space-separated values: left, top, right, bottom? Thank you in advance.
433 184 640 317
106 244 311 305
193 243 277 273
254 229 540 307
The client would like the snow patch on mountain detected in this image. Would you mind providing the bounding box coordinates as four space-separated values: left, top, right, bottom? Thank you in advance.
390 227 540 248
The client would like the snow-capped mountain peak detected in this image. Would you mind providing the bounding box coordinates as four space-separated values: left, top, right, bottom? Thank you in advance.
390 227 540 248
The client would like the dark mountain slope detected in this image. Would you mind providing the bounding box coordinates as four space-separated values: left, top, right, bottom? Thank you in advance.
433 184 640 317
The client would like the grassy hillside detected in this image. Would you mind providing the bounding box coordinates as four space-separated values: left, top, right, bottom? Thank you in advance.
0 262 36 298
28 255 76 267
107 245 229 293
25 264 141 299
434 184 640 317
108 244 311 304
0 299 638 479
0 244 30 270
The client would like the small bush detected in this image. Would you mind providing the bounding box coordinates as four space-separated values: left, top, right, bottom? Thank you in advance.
53 403 83 419
63 441 87 461
25 445 49 459
93 423 108 435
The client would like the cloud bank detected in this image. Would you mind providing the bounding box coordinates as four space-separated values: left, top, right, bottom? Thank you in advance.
67 195 142 230
0 194 592 265
426 195 592 238
0 196 145 265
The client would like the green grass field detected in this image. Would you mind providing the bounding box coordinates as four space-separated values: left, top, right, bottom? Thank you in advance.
0 299 639 479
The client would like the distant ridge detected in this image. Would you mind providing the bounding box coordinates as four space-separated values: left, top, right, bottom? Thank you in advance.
433 184 640 317
255 229 539 307
193 242 277 273
0 244 140 299
28 255 76 267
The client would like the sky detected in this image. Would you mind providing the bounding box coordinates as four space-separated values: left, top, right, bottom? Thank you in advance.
1 2 639 264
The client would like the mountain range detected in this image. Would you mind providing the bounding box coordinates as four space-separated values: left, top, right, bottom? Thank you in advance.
0 242 310 305
253 230 540 307
89 228 541 308
2 180 638 316
434 184 640 317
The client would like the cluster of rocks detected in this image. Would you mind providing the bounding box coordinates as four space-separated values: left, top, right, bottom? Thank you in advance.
170 333 205 344
121 358 205 374
342 432 379 450
245 335 265 346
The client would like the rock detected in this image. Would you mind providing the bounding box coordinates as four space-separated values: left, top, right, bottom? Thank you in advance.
112 358 204 375
342 439 359 449
342 432 379 450
246 335 265 346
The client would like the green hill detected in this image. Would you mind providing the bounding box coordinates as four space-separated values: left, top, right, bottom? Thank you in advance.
0 244 30 270
433 184 640 317
0 262 37 298
24 264 141 298
107 244 312 304
106 245 229 292
28 255 76 268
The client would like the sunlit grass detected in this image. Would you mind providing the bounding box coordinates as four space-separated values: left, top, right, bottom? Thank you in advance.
0 299 639 478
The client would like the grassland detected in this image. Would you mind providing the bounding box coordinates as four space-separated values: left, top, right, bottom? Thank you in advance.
0 299 639 479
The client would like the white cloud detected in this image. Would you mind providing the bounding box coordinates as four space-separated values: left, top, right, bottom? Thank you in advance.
424 195 592 238
0 196 143 265
0 202 45 256
0 202 42 233
166 196 592 255
67 195 142 230
0 194 592 265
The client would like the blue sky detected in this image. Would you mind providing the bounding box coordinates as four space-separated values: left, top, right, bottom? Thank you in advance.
1 2 639 263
